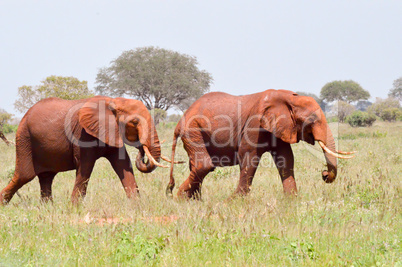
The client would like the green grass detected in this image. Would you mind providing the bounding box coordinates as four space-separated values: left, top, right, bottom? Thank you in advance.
0 122 401 266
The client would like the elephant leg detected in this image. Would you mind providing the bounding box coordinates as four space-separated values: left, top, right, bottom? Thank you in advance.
0 169 36 205
270 142 297 196
235 151 260 195
177 148 214 200
38 172 56 202
1 137 36 205
106 148 139 198
71 159 96 204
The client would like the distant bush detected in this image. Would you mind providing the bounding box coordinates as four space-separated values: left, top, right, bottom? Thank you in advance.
380 108 402 122
346 111 376 127
367 97 401 122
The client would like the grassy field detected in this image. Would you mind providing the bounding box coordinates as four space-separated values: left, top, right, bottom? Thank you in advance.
0 122 401 266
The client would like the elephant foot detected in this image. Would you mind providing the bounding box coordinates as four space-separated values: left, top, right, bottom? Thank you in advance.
71 197 83 206
40 196 54 204
176 188 202 201
176 177 203 200
234 186 251 196
124 187 140 199
282 176 297 196
0 190 15 205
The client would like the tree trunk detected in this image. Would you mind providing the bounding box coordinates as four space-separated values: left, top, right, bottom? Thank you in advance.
0 131 13 146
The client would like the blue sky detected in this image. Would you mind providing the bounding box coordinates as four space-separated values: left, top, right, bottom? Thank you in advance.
1 0 401 116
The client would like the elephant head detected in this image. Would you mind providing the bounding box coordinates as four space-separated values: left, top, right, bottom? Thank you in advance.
78 96 167 173
259 90 354 184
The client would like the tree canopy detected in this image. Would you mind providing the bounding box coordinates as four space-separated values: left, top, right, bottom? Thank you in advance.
0 109 12 129
95 46 213 111
14 76 94 113
320 80 370 103
389 76 402 101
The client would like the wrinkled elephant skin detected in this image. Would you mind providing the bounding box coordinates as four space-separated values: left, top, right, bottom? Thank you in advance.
167 90 353 199
0 96 162 205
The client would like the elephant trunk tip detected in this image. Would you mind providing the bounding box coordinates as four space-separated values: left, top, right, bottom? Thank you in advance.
322 170 336 183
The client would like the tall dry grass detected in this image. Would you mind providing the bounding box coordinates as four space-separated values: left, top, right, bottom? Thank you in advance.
0 122 400 266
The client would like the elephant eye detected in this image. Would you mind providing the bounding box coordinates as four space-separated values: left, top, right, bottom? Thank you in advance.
131 118 139 125
306 114 318 124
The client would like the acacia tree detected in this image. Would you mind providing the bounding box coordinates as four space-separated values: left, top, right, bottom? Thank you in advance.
14 76 93 113
389 76 402 101
95 47 213 111
320 80 370 103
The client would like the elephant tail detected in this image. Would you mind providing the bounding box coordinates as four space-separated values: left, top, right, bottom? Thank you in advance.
166 128 180 197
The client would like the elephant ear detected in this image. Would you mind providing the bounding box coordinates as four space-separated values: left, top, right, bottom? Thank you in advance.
78 97 123 147
259 91 298 144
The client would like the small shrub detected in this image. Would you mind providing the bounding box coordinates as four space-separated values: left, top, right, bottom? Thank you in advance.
284 241 318 261
367 97 400 121
113 232 166 264
372 131 387 138
2 124 18 133
346 111 376 127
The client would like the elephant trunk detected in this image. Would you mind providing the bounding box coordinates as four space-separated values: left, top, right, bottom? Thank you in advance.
313 122 337 183
321 126 337 183
135 125 162 173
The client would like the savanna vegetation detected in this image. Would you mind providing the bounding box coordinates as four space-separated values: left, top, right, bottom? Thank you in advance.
14 76 94 114
0 121 400 266
1 48 401 266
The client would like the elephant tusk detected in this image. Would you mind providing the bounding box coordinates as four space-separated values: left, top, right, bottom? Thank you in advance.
143 146 169 168
318 141 355 159
161 155 185 164
335 149 357 155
